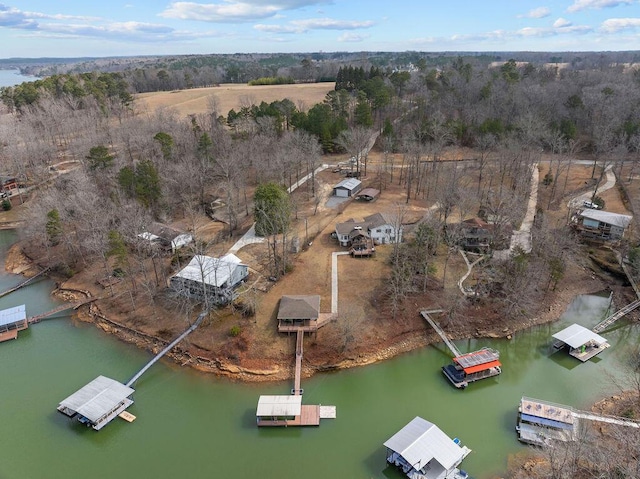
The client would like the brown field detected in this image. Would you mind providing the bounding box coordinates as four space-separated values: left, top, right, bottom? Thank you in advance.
135 82 335 118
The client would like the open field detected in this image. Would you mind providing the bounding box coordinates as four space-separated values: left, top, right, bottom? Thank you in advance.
135 82 335 118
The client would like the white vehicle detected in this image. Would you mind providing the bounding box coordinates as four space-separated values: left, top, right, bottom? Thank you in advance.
0 190 9 199
583 200 601 210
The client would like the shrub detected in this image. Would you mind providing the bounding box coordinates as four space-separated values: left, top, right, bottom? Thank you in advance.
1 199 11 211
229 325 242 337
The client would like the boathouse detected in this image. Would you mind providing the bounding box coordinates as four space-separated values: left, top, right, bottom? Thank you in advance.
277 295 320 332
442 348 502 389
57 376 134 431
256 395 302 426
516 397 577 446
384 416 471 479
170 254 248 305
0 304 27 342
552 323 610 361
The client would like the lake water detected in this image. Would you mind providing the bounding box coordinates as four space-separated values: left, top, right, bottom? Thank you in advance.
0 69 37 88
0 229 638 479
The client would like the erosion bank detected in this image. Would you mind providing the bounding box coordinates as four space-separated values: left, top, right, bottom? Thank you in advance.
3 241 616 383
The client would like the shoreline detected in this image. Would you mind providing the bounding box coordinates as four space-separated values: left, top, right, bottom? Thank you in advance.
4 241 615 384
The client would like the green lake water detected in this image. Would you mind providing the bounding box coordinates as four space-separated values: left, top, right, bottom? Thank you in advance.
1 229 638 479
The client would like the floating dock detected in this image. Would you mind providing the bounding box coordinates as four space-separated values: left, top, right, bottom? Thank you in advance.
0 305 27 342
421 310 502 389
552 323 610 362
516 396 640 446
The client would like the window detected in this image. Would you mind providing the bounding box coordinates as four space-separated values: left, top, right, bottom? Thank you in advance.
385 228 391 234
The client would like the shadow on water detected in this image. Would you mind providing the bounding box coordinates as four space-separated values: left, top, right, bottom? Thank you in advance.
548 349 582 371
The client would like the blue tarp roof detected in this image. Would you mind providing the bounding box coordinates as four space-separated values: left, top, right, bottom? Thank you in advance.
520 413 574 430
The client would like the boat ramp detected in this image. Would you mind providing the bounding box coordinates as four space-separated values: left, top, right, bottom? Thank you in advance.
421 310 502 389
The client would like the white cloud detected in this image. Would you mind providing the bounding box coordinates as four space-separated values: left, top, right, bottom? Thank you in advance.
567 0 634 13
160 1 332 23
553 17 572 27
255 17 374 34
519 7 551 19
338 32 369 42
600 17 640 32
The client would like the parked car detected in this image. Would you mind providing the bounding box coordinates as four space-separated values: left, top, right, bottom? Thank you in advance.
583 200 601 210
0 190 9 199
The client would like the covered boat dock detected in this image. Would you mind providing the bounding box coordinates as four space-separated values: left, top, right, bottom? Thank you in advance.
0 304 27 342
57 376 135 430
552 323 610 361
384 416 471 479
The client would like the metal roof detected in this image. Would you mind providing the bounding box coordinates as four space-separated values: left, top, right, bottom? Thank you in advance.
0 304 26 327
256 395 302 417
356 188 380 198
383 416 465 471
277 295 320 320
173 254 245 287
454 348 500 368
579 210 632 229
334 178 362 190
58 376 134 423
552 323 608 349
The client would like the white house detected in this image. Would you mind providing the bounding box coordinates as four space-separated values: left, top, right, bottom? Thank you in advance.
170 254 248 305
334 213 402 247
333 178 362 197
384 416 472 479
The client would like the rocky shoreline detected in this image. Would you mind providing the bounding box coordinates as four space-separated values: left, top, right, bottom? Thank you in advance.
3 241 615 383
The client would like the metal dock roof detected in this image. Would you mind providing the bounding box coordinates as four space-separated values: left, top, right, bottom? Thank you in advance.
453 348 499 368
256 395 302 417
58 376 134 423
552 323 608 349
0 304 26 327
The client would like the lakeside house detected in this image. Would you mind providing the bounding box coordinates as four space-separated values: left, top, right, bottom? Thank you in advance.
334 212 402 247
459 217 492 253
169 254 248 305
384 416 471 479
571 209 632 242
137 222 193 254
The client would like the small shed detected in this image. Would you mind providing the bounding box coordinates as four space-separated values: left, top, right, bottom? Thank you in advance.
384 416 471 479
0 304 27 342
277 295 321 331
333 178 362 198
170 254 248 305
552 323 610 361
355 188 380 201
57 376 134 431
256 395 302 425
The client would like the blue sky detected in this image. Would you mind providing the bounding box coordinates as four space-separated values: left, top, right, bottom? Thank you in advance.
0 0 639 58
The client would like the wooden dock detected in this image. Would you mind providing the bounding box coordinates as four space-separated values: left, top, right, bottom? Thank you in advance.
0 330 18 342
0 267 50 299
27 297 97 324
292 330 303 395
118 411 136 423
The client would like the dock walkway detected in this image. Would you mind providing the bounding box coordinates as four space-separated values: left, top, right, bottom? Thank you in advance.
420 309 461 357
293 330 303 395
592 298 640 333
0 267 50 299
27 297 97 324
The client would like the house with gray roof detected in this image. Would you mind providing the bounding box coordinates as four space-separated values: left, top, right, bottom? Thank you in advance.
384 416 472 479
170 253 248 305
334 213 402 247
277 295 321 331
572 209 632 242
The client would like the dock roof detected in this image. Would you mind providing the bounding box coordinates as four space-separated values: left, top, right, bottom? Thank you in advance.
256 395 302 417
454 348 500 369
552 324 608 349
58 376 134 423
383 416 466 471
277 295 321 320
0 304 26 327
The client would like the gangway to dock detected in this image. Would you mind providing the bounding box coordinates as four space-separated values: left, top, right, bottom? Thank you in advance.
126 308 209 387
421 309 501 389
592 298 640 333
27 297 97 324
292 330 304 395
0 267 50 299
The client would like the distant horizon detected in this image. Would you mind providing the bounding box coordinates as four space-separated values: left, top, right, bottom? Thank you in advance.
1 1 639 58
